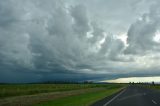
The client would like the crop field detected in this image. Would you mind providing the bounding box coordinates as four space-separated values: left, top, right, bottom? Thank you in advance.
0 83 126 106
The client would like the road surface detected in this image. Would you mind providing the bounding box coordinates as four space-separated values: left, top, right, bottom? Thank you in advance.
92 85 160 106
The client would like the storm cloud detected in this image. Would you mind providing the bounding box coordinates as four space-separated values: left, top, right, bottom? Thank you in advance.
0 0 160 83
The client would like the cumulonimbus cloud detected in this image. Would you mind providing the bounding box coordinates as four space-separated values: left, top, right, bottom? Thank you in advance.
0 0 160 83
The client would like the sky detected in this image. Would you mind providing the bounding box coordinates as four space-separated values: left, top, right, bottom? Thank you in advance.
0 0 160 83
104 76 160 83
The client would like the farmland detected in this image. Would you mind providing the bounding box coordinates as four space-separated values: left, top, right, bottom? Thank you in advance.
0 83 126 106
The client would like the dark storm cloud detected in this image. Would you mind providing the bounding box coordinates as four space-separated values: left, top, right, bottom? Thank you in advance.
0 0 160 83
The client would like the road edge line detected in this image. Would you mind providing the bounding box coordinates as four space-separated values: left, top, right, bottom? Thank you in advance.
152 100 157 104
103 88 126 106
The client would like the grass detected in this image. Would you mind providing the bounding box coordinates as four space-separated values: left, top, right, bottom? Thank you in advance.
0 83 125 98
34 85 124 106
0 84 100 98
0 84 126 106
142 84 160 90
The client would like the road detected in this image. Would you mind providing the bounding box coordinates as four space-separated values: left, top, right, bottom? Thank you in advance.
92 85 160 106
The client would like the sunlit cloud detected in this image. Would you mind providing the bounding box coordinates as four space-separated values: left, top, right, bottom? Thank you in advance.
103 76 160 83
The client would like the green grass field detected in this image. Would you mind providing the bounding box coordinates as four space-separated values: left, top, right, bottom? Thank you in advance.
35 87 122 106
0 83 125 98
0 83 126 106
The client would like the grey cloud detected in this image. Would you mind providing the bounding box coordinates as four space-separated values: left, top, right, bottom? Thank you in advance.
125 0 160 54
69 0 152 33
71 5 90 36
0 0 160 83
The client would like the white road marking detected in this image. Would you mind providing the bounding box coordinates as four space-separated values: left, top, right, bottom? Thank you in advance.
152 100 157 104
103 89 126 106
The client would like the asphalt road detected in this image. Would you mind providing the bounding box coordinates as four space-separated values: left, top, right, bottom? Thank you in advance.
92 85 160 106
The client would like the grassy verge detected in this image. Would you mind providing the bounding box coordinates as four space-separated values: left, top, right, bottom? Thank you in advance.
0 84 125 98
35 87 123 106
0 88 105 106
141 85 160 90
